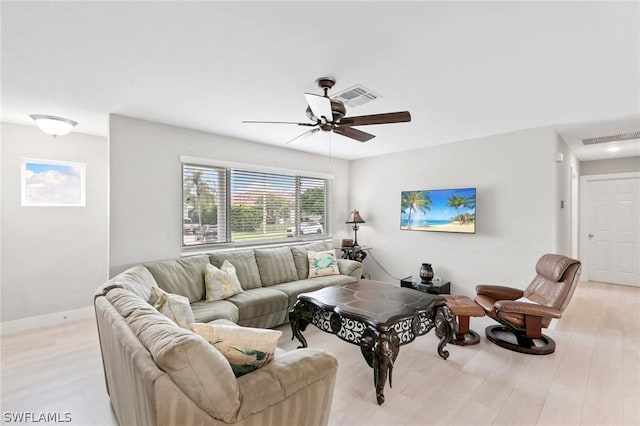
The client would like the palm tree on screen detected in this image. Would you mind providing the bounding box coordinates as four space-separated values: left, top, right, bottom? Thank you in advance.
401 191 432 229
447 195 468 223
467 194 476 221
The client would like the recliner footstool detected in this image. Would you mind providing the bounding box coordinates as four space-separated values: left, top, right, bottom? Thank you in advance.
442 294 485 346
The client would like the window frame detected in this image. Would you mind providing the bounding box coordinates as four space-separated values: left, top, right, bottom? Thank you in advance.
181 156 332 251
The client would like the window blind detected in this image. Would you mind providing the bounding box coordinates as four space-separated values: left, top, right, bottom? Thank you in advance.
182 164 227 245
230 169 296 243
182 163 329 247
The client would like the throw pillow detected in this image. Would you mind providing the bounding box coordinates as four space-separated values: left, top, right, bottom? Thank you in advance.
148 286 195 330
190 323 282 377
204 260 244 301
307 250 340 278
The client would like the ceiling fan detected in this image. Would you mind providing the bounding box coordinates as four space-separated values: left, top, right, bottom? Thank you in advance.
242 77 411 144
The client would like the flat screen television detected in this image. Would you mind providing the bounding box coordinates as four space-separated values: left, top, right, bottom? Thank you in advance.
400 187 476 234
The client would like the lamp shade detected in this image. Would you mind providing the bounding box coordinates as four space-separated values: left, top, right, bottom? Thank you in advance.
30 114 78 137
346 210 365 224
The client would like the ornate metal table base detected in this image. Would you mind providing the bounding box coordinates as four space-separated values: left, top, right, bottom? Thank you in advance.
290 285 455 405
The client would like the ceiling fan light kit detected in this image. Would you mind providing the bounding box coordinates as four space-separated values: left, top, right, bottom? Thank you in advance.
243 77 411 144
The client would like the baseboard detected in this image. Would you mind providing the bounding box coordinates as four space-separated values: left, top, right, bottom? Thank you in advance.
0 306 95 335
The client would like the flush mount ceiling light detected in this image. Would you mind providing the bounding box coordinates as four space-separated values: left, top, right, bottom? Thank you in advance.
29 114 78 137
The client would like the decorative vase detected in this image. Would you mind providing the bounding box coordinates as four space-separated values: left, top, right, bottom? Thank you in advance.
419 263 434 284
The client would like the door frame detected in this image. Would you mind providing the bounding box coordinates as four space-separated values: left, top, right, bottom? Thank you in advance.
579 171 640 283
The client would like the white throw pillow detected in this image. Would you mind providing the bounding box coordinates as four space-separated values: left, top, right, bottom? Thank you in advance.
307 250 340 278
204 260 244 301
148 286 195 330
190 323 282 377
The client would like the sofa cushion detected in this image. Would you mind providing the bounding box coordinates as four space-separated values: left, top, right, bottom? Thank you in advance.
190 323 281 377
269 278 337 309
308 250 340 278
309 274 358 287
96 265 159 301
237 311 288 329
225 288 289 322
337 259 362 278
128 308 241 423
234 348 337 420
105 287 159 319
271 276 358 309
149 287 195 330
244 348 338 399
204 261 244 301
291 241 331 279
254 247 298 286
145 255 209 303
209 250 262 290
190 299 240 324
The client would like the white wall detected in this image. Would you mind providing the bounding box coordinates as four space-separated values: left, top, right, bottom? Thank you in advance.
109 114 351 276
350 127 560 297
0 116 582 325
580 156 640 175
554 135 580 257
1 123 108 322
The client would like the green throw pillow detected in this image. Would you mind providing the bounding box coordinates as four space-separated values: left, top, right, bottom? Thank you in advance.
190 323 281 377
307 250 340 278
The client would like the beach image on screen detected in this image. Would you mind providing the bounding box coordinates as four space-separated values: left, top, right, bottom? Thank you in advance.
400 188 476 233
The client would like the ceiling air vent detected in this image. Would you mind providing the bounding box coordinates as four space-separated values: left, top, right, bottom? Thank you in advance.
581 131 640 145
332 85 381 108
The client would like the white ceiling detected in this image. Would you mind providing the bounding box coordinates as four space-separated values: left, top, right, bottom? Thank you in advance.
2 1 639 161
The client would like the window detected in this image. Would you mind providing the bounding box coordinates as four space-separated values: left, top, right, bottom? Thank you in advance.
182 162 329 247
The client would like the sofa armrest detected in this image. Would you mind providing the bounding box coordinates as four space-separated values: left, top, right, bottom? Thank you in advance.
495 300 562 319
155 348 338 426
338 259 362 279
235 349 338 420
475 285 523 301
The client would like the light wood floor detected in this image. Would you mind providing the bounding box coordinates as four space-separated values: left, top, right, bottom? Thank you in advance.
1 281 638 426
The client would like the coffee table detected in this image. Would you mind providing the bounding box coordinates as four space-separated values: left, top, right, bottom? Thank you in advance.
289 280 456 404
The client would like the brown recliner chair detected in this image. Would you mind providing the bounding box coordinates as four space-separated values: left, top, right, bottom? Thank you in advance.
475 254 581 355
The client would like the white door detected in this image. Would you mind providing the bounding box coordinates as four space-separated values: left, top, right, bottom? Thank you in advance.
582 174 639 286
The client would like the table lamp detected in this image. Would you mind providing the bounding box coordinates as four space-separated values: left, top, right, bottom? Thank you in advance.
345 210 365 246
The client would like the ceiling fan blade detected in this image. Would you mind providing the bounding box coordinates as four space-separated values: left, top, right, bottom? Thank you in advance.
304 93 333 123
286 128 321 144
339 111 411 126
333 126 375 143
242 120 316 127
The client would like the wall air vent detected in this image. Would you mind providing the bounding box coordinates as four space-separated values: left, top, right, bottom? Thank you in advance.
581 131 640 145
332 85 381 108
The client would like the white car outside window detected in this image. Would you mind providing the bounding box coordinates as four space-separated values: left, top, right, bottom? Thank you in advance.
286 222 323 237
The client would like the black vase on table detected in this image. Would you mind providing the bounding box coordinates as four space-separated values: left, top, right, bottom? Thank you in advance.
419 263 434 284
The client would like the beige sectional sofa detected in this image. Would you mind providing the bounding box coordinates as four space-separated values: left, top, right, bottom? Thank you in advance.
94 241 362 426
